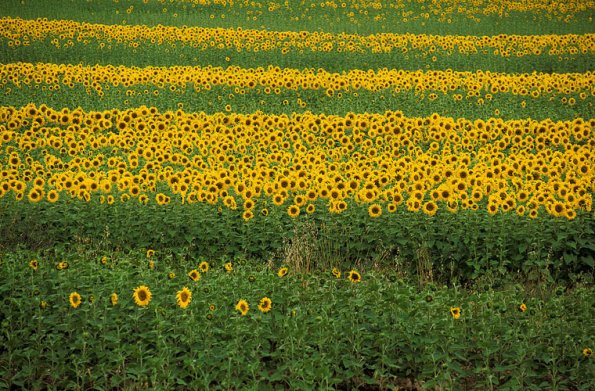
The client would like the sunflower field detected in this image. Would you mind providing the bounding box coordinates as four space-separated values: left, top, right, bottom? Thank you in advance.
0 0 594 389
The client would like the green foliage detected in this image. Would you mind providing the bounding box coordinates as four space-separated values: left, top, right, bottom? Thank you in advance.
0 250 593 389
0 198 593 283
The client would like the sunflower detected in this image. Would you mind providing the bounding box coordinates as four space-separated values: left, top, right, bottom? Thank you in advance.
583 348 592 358
287 204 300 218
110 292 118 306
224 262 233 272
57 261 69 270
368 203 382 218
148 260 155 270
518 303 527 312
133 285 152 307
176 287 192 309
199 261 209 273
450 307 461 319
422 201 438 216
188 269 201 282
69 292 82 309
168 272 176 280
235 299 249 316
29 259 39 270
100 256 109 265
347 270 361 283
258 297 272 313
277 267 288 277
209 304 216 311
331 267 341 279
146 249 155 258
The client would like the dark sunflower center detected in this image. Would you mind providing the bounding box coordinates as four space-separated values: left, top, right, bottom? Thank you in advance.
138 290 147 301
181 292 189 302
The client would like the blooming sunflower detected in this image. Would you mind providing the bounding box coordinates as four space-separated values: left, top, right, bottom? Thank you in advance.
331 267 341 279
188 269 201 282
133 285 152 307
146 249 155 258
100 256 109 265
57 261 69 270
69 292 82 309
450 307 461 319
176 287 192 309
29 259 38 270
583 348 592 358
209 304 216 311
110 292 118 306
368 204 382 218
224 262 233 272
277 267 288 277
199 261 209 273
148 260 155 270
518 303 527 312
168 272 176 280
235 299 249 316
347 270 361 283
258 297 272 313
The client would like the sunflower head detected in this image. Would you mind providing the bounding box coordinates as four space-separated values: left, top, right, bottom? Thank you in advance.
347 270 361 283
188 269 201 282
100 256 109 265
518 303 527 312
168 272 176 280
209 304 216 311
258 297 272 313
146 249 155 258
199 261 209 273
277 267 288 278
133 285 152 307
29 259 39 270
69 292 82 309
331 267 341 279
110 292 118 306
148 260 155 270
235 299 249 316
224 262 233 272
176 287 192 309
450 307 461 319
583 348 592 358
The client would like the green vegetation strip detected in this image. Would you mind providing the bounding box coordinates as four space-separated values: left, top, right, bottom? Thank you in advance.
1 249 593 389
2 34 593 74
1 0 593 35
3 83 592 121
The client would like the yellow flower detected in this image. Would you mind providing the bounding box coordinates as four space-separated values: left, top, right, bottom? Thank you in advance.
133 285 152 307
199 261 209 273
148 260 155 270
224 262 233 272
146 249 155 258
110 292 118 306
368 204 382 218
331 267 341 279
277 267 288 277
583 348 592 358
69 292 82 309
450 307 461 319
168 272 176 280
29 259 39 270
235 299 249 316
519 303 527 312
176 287 192 309
347 270 361 283
188 269 201 282
258 297 272 313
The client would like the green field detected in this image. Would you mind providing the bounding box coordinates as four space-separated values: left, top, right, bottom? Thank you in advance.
0 0 594 389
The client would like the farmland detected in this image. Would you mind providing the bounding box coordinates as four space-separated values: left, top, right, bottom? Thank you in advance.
0 0 594 389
